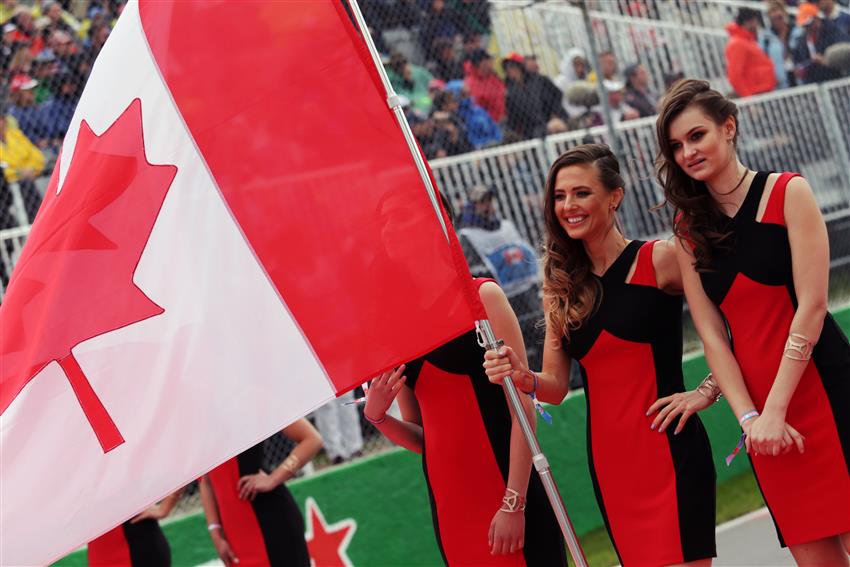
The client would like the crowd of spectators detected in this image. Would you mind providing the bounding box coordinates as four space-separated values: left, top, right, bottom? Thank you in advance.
2 0 122 229
366 0 850 161
724 0 850 97
367 0 690 160
3 0 849 213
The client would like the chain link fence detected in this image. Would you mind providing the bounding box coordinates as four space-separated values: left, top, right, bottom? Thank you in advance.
2 0 849 518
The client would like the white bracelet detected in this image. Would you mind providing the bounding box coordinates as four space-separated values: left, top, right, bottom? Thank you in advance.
208 523 222 532
739 410 759 426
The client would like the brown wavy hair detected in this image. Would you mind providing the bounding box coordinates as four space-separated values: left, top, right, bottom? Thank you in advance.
655 79 739 270
543 144 625 338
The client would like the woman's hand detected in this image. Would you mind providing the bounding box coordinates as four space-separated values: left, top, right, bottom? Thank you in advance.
488 509 525 556
483 347 533 392
747 413 805 456
364 365 406 423
646 390 713 434
237 471 278 501
212 533 239 566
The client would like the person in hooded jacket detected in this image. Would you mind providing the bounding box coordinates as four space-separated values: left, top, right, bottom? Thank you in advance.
725 8 777 97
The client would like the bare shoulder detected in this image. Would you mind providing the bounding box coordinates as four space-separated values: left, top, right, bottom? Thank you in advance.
785 175 815 201
478 280 509 308
784 175 821 225
653 239 683 293
652 239 677 269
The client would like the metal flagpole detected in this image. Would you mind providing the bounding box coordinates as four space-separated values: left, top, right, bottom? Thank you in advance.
345 2 588 565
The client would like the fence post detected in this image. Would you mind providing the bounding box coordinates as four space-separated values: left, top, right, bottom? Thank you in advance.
8 182 31 228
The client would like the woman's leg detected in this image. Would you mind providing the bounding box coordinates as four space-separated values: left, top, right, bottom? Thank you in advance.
789 535 849 567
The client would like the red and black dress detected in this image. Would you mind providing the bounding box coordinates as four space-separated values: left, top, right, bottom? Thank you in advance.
88 520 170 566
207 440 310 567
403 280 567 566
697 171 850 547
563 240 716 566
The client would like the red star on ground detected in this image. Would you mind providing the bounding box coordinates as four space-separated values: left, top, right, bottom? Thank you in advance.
305 497 357 567
0 98 177 452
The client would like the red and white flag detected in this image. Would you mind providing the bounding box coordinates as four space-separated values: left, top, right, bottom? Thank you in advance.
0 1 480 563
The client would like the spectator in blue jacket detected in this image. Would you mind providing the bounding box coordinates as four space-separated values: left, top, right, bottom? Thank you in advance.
791 2 850 83
8 74 47 145
40 70 79 146
444 79 502 148
820 0 850 35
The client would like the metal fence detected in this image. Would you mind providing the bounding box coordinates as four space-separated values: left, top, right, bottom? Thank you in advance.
431 77 850 302
491 1 733 97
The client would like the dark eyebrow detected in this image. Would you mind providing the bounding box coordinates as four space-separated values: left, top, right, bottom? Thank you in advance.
669 125 706 144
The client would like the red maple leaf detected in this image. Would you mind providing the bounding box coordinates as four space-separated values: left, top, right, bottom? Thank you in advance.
305 498 356 567
0 99 176 453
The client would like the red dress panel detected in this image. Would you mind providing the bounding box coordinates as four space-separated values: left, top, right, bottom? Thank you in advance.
698 172 850 546
87 519 170 566
207 441 310 567
564 241 716 566
403 278 567 566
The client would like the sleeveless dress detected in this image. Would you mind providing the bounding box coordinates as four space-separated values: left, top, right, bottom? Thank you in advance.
564 240 716 566
87 520 170 566
698 171 850 546
403 278 567 566
207 440 310 567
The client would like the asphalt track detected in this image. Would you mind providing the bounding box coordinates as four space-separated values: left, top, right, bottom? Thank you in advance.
715 508 794 566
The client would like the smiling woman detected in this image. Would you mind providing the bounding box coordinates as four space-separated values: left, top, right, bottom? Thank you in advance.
484 144 718 567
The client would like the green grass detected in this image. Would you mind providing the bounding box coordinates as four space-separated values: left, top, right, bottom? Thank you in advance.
579 469 766 566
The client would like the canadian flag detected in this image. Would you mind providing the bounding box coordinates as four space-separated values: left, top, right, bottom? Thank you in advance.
0 1 480 564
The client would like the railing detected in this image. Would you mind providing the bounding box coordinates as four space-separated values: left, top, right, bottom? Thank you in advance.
432 78 850 245
4 80 850 305
491 1 733 96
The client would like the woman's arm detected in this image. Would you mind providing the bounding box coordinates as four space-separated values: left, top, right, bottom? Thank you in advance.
674 238 761 440
479 281 536 555
364 365 425 453
483 305 572 405
646 240 713 432
129 487 185 523
751 177 827 456
237 418 322 501
199 476 239 567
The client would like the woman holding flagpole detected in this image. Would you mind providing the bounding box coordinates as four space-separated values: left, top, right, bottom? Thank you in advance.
484 144 717 567
365 196 567 566
654 79 850 564
199 418 322 567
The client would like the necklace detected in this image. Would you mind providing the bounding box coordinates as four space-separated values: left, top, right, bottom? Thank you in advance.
593 237 628 276
712 167 750 196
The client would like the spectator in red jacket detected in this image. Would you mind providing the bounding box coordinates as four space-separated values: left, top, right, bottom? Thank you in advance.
463 49 505 122
725 8 777 97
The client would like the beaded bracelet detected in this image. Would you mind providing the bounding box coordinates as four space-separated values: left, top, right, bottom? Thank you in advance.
364 412 386 425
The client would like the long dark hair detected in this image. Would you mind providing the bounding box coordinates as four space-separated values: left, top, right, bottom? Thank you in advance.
655 79 739 270
543 144 625 337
